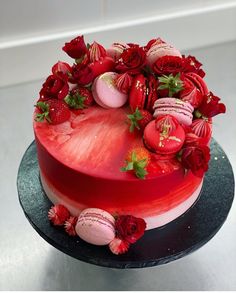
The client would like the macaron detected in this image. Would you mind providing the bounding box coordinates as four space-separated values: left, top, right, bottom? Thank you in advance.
153 98 194 126
92 72 128 108
106 42 129 62
147 42 182 67
143 115 185 155
129 74 158 112
75 208 116 246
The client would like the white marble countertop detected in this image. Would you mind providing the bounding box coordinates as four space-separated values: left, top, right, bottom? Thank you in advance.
0 41 236 290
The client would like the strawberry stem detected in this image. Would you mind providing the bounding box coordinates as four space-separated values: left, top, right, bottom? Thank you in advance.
64 93 86 109
35 102 51 123
121 151 148 179
158 73 183 97
127 108 143 132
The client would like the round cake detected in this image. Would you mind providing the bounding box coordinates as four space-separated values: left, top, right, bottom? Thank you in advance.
33 35 226 254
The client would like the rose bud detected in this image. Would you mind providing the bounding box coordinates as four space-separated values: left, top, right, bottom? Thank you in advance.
62 35 87 59
115 72 133 94
52 61 72 77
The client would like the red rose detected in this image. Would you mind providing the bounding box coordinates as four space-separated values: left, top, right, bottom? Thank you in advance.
115 215 146 244
70 63 94 86
39 74 69 100
153 56 183 75
116 45 146 74
181 144 210 177
197 92 226 118
182 55 205 78
62 35 87 59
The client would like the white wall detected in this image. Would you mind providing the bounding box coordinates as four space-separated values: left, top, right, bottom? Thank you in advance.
1 0 236 87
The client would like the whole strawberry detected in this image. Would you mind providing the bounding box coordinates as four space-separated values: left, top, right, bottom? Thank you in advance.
64 87 94 109
35 99 70 125
127 108 153 132
121 146 150 179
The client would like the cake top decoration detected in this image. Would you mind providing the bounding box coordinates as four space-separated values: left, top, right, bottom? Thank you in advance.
34 35 226 180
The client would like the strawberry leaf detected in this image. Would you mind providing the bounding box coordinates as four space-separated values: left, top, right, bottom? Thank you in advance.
127 108 143 132
158 73 183 97
121 151 148 179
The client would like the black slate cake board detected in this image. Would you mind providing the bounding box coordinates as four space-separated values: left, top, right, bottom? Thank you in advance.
17 139 234 269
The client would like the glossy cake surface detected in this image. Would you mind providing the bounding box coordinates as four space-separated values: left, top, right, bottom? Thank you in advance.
34 105 202 229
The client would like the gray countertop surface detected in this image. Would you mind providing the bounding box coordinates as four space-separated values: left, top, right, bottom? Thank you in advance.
0 41 236 291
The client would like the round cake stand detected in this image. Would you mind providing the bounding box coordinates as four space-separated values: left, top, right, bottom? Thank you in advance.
17 139 234 269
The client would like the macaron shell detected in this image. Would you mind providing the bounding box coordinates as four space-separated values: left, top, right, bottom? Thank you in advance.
92 72 128 109
153 98 194 126
75 208 115 246
129 74 147 111
147 43 182 66
146 75 158 112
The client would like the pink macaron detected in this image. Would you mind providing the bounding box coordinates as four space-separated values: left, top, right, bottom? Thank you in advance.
92 72 128 108
147 43 182 67
153 98 194 126
75 208 116 246
106 42 129 62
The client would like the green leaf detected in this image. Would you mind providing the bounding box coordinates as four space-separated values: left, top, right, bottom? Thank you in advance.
135 166 148 179
127 108 143 132
158 73 183 97
120 150 148 179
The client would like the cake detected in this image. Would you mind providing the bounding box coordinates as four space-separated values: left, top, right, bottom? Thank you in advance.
33 35 226 254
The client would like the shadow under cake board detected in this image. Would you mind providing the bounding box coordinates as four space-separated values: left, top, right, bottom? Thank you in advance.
17 139 234 269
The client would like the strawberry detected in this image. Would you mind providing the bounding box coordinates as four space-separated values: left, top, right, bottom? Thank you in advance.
35 99 71 125
64 87 94 109
121 146 150 179
127 108 153 132
157 73 184 97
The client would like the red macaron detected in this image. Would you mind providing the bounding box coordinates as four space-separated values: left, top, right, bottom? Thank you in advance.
129 74 158 112
143 114 185 155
